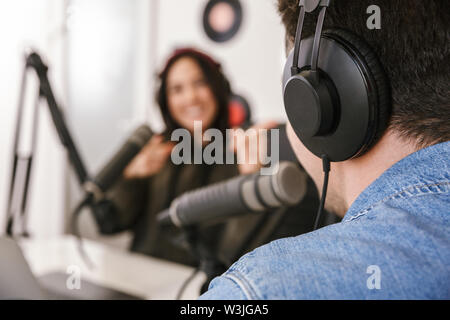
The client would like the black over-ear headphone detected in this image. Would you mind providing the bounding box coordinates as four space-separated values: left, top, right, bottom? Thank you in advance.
283 0 391 162
282 0 391 229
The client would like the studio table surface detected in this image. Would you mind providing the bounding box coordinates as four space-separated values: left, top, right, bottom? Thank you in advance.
19 235 206 300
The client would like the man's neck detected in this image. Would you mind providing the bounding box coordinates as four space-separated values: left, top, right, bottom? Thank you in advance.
340 130 419 212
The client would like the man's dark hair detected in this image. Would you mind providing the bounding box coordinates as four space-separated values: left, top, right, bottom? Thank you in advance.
278 0 450 148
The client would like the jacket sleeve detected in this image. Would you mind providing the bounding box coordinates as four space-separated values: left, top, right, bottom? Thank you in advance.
94 176 149 234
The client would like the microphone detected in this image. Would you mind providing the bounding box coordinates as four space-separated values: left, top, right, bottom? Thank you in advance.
157 161 307 227
83 124 153 200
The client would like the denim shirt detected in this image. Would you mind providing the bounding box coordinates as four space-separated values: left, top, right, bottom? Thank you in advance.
200 141 450 299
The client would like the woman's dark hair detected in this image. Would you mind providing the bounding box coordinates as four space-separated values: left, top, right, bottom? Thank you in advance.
156 48 232 137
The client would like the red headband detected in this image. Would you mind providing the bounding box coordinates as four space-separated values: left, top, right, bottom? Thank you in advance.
161 47 222 74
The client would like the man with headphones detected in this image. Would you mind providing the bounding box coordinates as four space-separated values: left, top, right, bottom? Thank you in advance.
200 0 449 299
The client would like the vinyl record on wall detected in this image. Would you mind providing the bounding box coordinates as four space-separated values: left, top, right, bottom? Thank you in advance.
203 0 243 43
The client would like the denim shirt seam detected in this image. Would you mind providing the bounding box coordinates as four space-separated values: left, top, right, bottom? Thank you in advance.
344 181 450 223
224 270 259 300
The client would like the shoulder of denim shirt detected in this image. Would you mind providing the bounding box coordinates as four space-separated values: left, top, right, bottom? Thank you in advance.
201 194 450 299
343 141 450 223
197 141 450 300
199 274 249 300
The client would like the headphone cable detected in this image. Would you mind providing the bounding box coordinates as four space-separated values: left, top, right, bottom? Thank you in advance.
176 267 200 300
313 155 330 230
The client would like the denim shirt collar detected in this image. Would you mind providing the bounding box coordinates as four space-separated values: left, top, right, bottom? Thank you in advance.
343 141 450 222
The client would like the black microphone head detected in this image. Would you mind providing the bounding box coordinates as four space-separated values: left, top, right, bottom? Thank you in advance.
90 124 153 194
128 124 153 148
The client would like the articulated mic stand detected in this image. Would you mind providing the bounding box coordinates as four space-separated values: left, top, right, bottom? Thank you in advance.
5 51 90 237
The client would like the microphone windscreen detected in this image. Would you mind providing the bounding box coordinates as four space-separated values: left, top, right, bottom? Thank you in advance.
271 161 307 205
158 161 308 227
241 161 307 211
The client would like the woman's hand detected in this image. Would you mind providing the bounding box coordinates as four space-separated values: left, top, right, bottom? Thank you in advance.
231 121 279 175
123 135 174 179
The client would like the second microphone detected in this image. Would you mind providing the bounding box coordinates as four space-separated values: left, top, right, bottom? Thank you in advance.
157 161 307 227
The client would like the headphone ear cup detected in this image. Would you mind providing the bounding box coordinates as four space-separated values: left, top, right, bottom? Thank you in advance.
324 28 391 154
283 28 392 161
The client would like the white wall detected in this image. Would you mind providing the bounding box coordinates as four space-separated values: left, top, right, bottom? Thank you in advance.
148 0 287 131
64 0 155 247
0 0 288 241
0 0 68 237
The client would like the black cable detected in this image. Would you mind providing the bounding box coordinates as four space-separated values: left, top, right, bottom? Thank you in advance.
313 155 330 231
70 195 95 270
176 267 200 300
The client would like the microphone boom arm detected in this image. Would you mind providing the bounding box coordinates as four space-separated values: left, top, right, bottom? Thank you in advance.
5 51 91 236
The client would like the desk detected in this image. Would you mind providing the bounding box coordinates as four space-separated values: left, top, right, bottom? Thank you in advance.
18 235 206 300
